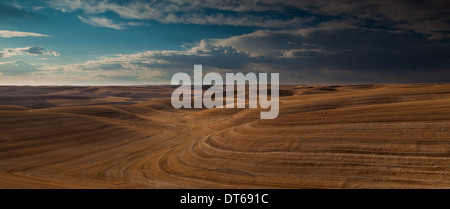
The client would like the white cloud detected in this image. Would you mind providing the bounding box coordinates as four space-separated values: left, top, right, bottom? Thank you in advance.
209 20 354 57
0 30 48 38
27 39 252 85
33 6 45 11
50 0 313 28
26 23 353 82
78 16 125 29
0 46 60 58
278 48 335 58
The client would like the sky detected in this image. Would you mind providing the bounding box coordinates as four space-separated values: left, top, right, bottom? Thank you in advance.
0 0 449 85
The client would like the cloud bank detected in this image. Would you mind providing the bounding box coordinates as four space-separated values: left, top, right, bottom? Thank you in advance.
50 0 450 38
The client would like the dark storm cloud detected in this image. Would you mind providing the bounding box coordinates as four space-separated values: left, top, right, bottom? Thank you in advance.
210 23 450 83
50 0 450 39
54 22 449 84
277 0 450 39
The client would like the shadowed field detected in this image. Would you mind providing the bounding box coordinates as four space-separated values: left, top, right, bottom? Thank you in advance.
0 84 449 188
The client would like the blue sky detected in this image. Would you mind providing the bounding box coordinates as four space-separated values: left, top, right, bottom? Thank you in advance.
0 0 449 85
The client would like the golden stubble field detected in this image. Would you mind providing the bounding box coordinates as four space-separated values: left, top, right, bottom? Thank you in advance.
0 84 448 188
